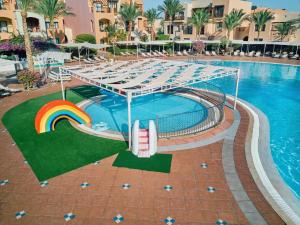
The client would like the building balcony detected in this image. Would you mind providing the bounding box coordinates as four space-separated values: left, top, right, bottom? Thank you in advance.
0 9 14 18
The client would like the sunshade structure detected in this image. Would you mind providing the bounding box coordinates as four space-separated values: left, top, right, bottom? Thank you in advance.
59 42 111 61
59 58 240 148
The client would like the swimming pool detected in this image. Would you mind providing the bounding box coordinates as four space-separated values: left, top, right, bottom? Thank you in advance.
85 92 208 133
198 60 300 200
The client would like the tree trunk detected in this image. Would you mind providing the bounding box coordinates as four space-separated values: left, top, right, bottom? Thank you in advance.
151 26 154 41
128 21 132 41
226 30 230 48
257 30 260 40
50 21 56 43
21 12 34 72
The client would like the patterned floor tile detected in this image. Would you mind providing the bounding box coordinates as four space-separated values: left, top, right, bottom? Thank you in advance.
64 212 76 221
216 219 228 225
0 179 9 186
207 186 216 193
113 214 124 223
80 182 90 188
15 210 26 219
164 216 175 225
164 185 173 191
40 181 49 187
122 183 131 189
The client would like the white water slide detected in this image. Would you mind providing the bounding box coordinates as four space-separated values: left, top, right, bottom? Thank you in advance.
132 120 157 158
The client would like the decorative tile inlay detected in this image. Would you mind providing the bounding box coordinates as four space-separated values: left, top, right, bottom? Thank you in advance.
80 182 90 188
64 212 75 221
164 185 173 191
200 162 208 168
40 181 49 187
216 219 228 225
93 160 100 165
207 186 216 193
113 214 124 223
164 216 175 225
0 180 9 186
121 183 131 189
15 211 26 219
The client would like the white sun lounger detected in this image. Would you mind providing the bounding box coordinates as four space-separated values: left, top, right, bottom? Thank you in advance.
205 51 211 56
240 52 245 57
0 84 21 93
211 51 217 56
254 52 261 57
177 51 183 56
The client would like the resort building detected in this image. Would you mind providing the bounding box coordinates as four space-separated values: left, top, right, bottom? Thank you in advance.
248 8 300 42
163 0 252 41
163 0 300 42
64 0 147 44
0 0 65 43
0 0 18 41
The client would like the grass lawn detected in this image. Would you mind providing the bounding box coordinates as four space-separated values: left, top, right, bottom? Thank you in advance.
113 151 172 173
2 85 127 181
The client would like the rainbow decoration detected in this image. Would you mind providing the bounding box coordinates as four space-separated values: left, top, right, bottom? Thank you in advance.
35 100 91 134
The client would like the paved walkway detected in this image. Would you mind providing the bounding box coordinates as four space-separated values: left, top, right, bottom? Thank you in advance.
0 79 284 224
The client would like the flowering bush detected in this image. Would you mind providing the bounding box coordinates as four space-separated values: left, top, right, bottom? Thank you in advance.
0 42 25 52
193 41 204 54
17 70 41 89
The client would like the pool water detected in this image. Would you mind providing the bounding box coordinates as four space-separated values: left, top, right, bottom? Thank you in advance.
85 92 208 133
198 61 300 200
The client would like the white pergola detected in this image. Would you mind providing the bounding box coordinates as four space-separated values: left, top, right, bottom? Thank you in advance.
59 58 240 148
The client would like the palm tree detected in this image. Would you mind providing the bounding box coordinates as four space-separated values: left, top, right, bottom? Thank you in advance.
158 0 183 55
188 9 210 40
119 3 141 41
17 0 35 72
250 9 274 40
106 24 118 56
224 9 246 40
275 22 296 41
144 8 160 41
35 0 73 43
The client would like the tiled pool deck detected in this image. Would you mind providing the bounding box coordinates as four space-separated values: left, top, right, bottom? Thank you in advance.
1 58 296 225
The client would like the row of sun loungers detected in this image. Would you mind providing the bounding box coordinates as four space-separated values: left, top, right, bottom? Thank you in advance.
0 84 21 98
231 50 299 59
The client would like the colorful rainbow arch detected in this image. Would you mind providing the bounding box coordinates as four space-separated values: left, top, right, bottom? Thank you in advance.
35 100 92 134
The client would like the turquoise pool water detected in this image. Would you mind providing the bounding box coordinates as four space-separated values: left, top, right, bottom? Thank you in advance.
198 60 300 199
85 92 208 133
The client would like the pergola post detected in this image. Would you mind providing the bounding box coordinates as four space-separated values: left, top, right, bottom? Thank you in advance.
263 44 266 56
78 46 81 63
59 67 65 100
127 92 132 150
233 69 240 110
136 43 138 59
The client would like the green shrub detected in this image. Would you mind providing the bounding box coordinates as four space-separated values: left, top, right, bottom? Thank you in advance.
156 34 170 40
75 34 96 44
17 70 41 89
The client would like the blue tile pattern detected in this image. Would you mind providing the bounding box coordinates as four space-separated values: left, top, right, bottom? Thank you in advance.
40 181 48 187
64 212 75 221
164 216 175 225
121 183 131 189
216 219 228 225
164 185 173 191
207 186 216 193
80 182 90 188
113 214 124 223
15 211 26 219
0 180 9 186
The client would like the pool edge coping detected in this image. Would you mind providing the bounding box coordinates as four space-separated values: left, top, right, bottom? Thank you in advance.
233 97 300 225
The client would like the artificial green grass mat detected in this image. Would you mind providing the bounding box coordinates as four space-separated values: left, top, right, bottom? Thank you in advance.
112 151 172 173
2 85 127 181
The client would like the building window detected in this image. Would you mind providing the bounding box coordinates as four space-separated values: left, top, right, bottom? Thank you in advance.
99 20 109 32
54 22 59 29
108 0 117 13
254 38 263 41
214 5 224 17
91 20 94 32
0 0 4 9
216 22 222 31
200 26 205 35
0 21 8 32
183 25 193 34
45 21 50 29
55 38 60 44
175 11 184 20
255 24 266 31
167 25 173 34
95 3 102 12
